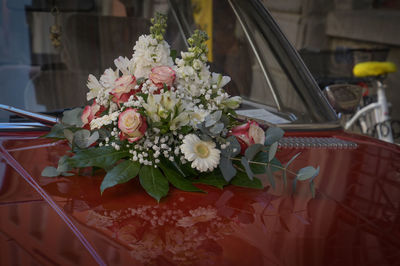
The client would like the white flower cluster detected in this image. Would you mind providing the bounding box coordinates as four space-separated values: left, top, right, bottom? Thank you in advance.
82 22 242 173
131 35 173 78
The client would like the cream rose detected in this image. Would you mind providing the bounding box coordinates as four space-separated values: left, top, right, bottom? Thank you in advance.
118 108 147 142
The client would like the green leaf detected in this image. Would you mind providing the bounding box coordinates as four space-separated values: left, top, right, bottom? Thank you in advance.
139 165 169 202
41 123 66 139
159 162 203 192
137 77 145 85
57 155 72 173
63 129 74 144
270 157 283 172
297 166 320 181
265 127 284 145
231 171 263 189
209 122 224 135
100 160 140 194
62 108 83 127
41 166 60 177
205 110 222 127
250 152 267 174
219 156 237 182
73 130 99 149
268 142 278 161
194 171 228 189
170 49 177 61
240 157 253 180
66 146 130 169
245 144 264 161
266 165 276 189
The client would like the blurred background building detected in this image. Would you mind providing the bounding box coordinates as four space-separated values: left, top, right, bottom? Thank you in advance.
263 0 400 122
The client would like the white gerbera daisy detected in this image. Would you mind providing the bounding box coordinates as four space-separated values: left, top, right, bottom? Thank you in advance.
180 134 220 172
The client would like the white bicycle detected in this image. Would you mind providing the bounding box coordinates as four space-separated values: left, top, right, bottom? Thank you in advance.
324 61 397 143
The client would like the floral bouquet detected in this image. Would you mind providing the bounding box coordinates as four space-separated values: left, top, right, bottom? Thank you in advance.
42 14 319 201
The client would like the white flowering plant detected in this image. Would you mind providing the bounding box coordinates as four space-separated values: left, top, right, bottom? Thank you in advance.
42 14 319 201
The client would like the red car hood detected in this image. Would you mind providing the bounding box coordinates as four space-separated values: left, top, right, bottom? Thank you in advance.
1 129 399 265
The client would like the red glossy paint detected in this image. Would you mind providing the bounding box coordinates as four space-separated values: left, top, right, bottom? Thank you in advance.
0 130 399 265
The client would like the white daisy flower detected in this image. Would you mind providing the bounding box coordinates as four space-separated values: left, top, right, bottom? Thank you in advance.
180 134 220 172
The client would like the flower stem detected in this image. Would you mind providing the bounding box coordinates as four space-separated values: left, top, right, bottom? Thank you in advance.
230 157 297 176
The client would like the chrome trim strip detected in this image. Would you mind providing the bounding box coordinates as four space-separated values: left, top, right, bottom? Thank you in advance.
279 137 358 149
0 122 50 131
228 0 282 111
0 104 58 126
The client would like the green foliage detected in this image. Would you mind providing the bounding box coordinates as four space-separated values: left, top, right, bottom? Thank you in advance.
66 146 130 170
159 161 203 192
240 157 253 180
62 108 83 127
139 165 169 202
219 156 237 182
194 171 228 189
41 123 66 139
150 13 167 42
100 160 140 194
265 126 284 145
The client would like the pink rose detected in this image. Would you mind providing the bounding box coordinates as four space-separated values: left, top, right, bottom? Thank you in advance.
118 108 147 143
81 100 104 129
230 121 265 153
110 75 137 104
149 66 176 89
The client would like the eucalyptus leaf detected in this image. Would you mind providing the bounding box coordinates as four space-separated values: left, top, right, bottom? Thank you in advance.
297 166 320 181
62 108 83 127
74 130 99 149
266 165 276 189
270 157 283 172
310 181 315 198
57 155 72 173
265 127 284 145
240 157 253 180
42 123 66 139
250 152 267 174
231 171 263 189
283 169 287 187
205 110 222 127
268 142 278 161
139 165 169 202
159 163 203 192
285 152 301 168
245 144 264 161
41 166 60 177
100 160 140 194
219 156 237 182
209 122 224 135
63 129 74 144
66 146 130 170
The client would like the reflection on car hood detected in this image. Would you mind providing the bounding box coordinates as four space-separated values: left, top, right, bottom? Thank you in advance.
0 131 400 265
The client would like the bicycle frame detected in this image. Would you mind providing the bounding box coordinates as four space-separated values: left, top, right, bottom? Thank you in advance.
345 80 394 143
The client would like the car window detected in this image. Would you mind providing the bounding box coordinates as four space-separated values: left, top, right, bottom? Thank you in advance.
0 0 336 125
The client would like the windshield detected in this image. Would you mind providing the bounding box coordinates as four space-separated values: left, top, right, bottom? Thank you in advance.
0 0 336 125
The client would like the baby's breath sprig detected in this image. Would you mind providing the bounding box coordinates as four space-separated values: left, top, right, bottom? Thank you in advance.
150 13 167 42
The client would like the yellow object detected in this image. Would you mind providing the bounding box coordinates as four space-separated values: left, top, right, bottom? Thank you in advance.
191 0 213 62
353 61 397 77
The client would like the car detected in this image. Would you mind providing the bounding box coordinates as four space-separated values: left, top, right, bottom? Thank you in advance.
1 0 399 265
